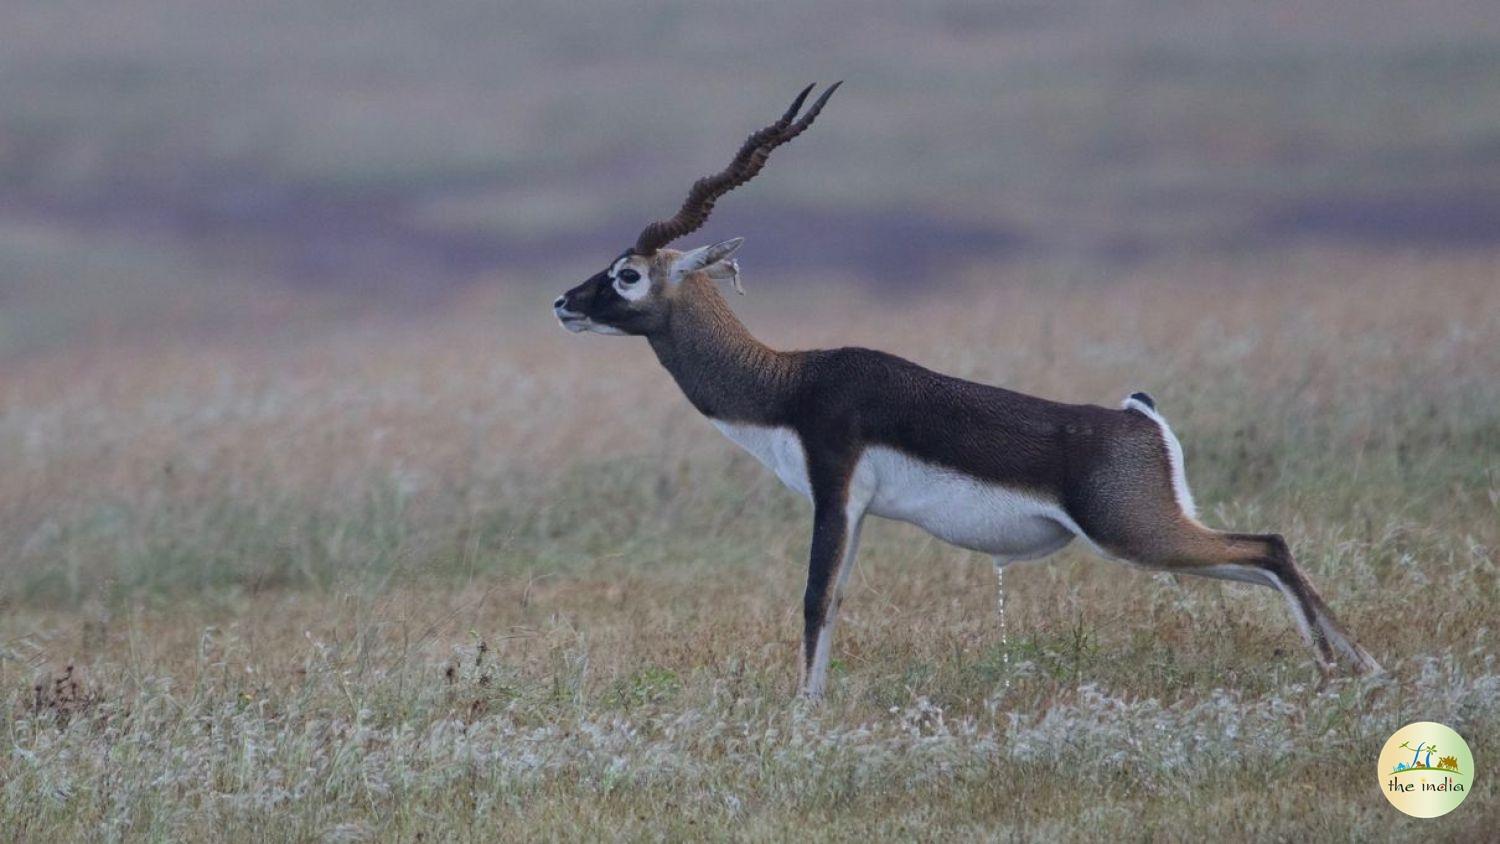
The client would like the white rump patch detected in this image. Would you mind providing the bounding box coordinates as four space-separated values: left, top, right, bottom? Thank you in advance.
1122 395 1198 520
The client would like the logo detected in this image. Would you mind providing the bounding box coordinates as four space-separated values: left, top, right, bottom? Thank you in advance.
1378 721 1474 817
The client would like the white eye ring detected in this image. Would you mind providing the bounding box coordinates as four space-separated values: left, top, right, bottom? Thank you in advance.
613 266 650 301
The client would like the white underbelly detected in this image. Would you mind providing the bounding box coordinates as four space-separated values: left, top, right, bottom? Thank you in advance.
860 445 1074 559
711 422 1077 561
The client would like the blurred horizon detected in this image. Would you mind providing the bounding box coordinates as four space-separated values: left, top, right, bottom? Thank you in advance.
3 0 1500 357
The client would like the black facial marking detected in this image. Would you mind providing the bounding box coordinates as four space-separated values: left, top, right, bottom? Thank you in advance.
552 248 663 335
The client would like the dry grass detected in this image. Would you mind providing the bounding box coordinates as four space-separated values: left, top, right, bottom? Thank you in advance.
2 250 1498 840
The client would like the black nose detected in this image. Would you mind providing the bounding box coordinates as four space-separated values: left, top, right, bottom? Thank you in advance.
553 295 566 309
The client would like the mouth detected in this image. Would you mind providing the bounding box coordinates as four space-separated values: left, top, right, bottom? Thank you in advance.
554 304 590 333
555 305 629 335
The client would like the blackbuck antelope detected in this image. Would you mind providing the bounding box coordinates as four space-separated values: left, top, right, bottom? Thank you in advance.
553 84 1381 698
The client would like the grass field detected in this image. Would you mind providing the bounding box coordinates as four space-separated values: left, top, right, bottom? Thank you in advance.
2 249 1496 839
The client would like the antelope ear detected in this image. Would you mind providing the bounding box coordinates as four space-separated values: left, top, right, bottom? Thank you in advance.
670 238 744 281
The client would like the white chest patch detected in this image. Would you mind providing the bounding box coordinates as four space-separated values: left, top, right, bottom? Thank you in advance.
709 423 1079 561
711 421 813 499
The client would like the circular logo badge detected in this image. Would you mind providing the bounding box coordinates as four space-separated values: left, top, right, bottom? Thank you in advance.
1378 722 1474 817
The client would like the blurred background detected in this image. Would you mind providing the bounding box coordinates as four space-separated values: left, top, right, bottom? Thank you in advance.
3 7 1499 835
4 0 1500 355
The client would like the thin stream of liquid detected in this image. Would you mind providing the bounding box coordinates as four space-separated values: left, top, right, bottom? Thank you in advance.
995 562 1011 692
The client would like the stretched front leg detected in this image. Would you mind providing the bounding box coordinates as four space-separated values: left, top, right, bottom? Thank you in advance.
799 447 869 700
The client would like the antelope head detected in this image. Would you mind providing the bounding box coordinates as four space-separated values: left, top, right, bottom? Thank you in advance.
553 83 841 336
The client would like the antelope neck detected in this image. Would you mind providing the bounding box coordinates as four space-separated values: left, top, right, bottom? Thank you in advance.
646 277 796 424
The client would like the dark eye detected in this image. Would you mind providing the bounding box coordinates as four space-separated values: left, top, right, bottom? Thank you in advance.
618 269 641 284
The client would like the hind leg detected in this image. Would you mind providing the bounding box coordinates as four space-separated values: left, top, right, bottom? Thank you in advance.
1082 397 1380 676
1104 524 1380 676
1234 532 1381 675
